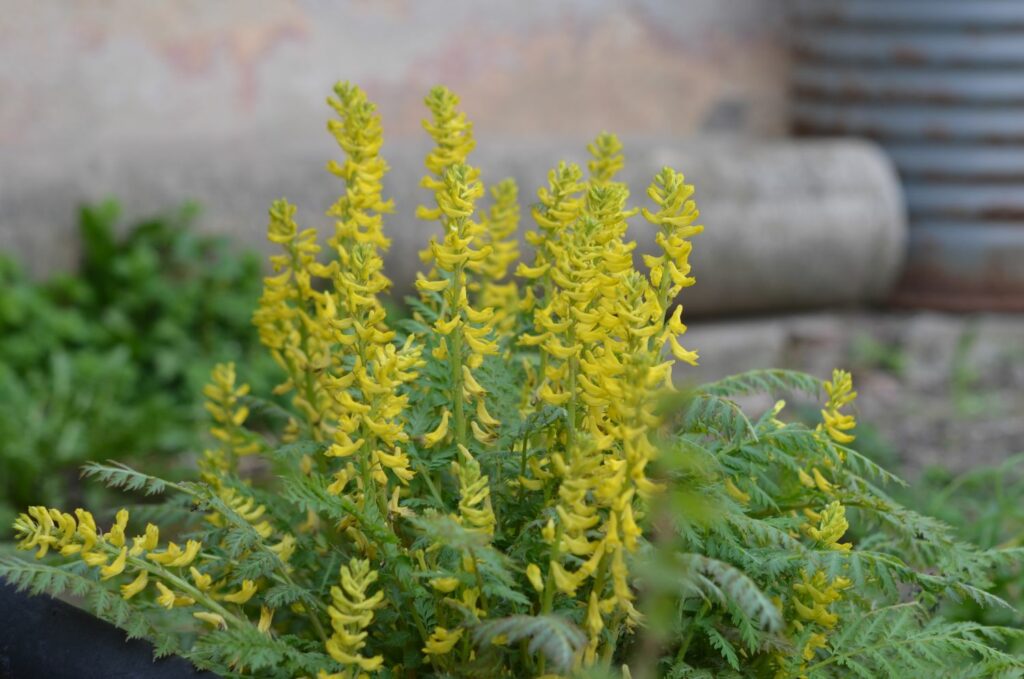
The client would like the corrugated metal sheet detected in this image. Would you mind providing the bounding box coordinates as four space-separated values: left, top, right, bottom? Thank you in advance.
791 0 1024 309
791 0 1024 27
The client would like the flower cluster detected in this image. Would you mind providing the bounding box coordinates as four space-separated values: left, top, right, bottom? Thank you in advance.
779 371 859 671
12 506 253 630
322 558 385 678
6 82 980 679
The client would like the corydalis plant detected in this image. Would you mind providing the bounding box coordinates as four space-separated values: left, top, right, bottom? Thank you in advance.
4 83 1023 679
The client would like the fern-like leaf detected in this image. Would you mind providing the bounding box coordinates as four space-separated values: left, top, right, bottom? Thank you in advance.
80 461 173 496
675 553 783 634
473 614 586 673
699 369 823 399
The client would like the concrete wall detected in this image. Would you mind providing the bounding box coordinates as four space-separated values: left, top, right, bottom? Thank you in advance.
0 0 789 277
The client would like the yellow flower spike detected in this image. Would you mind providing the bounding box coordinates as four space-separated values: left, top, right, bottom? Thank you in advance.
423 626 464 656
325 558 385 671
804 501 852 551
222 579 258 604
819 369 858 445
420 86 477 178
100 547 128 580
452 445 496 537
12 507 56 559
423 410 450 448
193 612 227 629
120 571 148 600
587 132 625 184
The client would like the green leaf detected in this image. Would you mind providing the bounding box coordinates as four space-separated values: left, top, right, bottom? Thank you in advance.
473 614 587 673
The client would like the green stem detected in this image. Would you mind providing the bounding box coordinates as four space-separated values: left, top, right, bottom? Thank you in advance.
566 326 579 456
674 601 710 666
415 459 446 509
286 244 322 439
449 217 469 449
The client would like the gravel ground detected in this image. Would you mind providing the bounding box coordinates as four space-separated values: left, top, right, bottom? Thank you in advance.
677 311 1024 477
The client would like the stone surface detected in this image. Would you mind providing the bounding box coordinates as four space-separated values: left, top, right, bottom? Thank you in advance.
903 312 967 391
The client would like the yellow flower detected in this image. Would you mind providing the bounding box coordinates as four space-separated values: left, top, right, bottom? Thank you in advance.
423 626 464 656
259 606 275 634
423 410 451 448
193 612 227 629
129 523 160 556
190 567 213 591
222 580 257 605
429 577 460 593
155 582 194 609
526 564 544 592
146 540 202 568
120 571 148 600
100 547 128 580
81 550 109 568
105 509 129 548
725 478 751 505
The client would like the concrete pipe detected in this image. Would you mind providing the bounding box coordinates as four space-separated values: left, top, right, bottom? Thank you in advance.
0 136 905 317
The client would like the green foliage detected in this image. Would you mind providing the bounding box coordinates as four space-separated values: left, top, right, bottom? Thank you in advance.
474 615 588 673
0 201 276 524
1 81 1021 679
858 450 1024 655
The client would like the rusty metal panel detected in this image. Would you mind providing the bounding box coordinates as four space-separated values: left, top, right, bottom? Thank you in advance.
793 66 1024 104
887 145 1024 181
792 31 1024 66
792 102 1024 141
790 0 1024 28
790 1 1024 309
897 223 1024 311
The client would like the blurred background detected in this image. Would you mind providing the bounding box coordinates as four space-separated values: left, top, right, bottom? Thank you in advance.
0 1 1021 549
